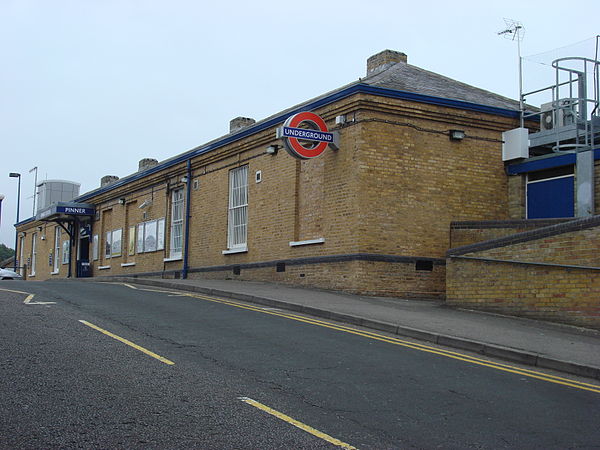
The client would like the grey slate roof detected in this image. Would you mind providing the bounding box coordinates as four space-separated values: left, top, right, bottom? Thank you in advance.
73 57 523 203
363 60 521 111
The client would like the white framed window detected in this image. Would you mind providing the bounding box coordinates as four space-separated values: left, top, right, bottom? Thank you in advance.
170 189 184 258
157 218 165 251
92 234 99 261
62 240 70 264
53 227 61 273
31 233 37 276
19 236 25 275
227 165 248 250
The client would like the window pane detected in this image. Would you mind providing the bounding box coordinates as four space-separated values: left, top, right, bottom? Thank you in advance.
62 240 70 264
92 234 99 261
54 227 61 272
157 218 165 250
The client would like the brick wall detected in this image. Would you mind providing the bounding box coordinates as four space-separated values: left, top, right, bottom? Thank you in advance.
507 174 525 219
447 216 600 329
186 257 445 299
356 100 514 258
16 92 516 298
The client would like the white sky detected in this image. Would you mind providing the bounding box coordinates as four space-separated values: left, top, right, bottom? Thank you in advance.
1 0 599 247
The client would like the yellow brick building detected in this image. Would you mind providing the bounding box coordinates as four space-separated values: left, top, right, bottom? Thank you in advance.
15 50 523 297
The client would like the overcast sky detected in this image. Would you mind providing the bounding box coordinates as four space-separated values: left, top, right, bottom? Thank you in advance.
1 0 598 248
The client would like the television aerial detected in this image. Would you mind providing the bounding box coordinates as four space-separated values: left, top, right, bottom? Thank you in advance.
498 18 525 126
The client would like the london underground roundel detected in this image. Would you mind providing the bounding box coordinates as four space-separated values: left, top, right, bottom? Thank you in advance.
276 112 339 159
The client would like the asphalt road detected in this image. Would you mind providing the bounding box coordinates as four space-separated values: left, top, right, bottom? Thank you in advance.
1 280 599 449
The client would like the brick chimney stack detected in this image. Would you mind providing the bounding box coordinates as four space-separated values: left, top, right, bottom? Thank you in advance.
367 50 407 75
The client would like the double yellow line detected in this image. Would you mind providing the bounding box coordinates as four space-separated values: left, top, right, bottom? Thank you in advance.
172 290 600 395
79 320 175 365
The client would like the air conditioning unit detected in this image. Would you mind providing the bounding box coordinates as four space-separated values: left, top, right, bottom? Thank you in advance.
540 99 577 131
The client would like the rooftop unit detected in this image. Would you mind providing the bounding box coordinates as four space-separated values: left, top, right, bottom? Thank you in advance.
524 56 600 155
504 47 600 218
36 180 81 213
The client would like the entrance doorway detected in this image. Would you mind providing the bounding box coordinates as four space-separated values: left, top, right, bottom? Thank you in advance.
77 237 91 277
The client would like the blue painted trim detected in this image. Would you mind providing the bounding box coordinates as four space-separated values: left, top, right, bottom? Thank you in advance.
14 217 34 227
64 83 517 203
182 160 192 279
507 148 600 175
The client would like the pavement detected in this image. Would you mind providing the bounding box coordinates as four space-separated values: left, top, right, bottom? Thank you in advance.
91 276 600 381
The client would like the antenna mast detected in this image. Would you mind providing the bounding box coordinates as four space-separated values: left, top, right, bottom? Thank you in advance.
498 18 525 127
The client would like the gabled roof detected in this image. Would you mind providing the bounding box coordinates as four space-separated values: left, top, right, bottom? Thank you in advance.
363 59 521 111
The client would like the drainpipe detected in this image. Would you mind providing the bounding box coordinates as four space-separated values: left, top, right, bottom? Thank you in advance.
68 220 74 278
182 159 192 279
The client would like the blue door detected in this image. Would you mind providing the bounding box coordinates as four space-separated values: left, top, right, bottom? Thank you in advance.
527 176 574 219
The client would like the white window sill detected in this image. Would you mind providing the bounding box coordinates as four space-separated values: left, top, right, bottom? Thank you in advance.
164 256 182 262
289 238 325 247
50 271 60 275
121 262 136 267
98 265 111 270
222 246 248 255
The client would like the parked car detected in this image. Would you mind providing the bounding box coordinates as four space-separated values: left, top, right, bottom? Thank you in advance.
0 268 23 280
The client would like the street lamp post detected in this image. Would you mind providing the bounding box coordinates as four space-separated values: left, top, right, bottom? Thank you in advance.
9 173 21 272
0 193 5 229
29 166 38 215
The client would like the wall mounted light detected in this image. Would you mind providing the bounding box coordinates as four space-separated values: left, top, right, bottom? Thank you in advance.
181 176 188 183
118 198 126 205
266 145 280 155
449 130 466 141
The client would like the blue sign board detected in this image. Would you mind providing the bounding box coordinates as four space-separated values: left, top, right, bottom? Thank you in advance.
281 126 335 143
56 205 95 216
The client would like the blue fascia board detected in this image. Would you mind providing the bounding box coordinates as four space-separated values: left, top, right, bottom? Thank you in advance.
507 148 600 175
73 83 520 203
15 217 34 227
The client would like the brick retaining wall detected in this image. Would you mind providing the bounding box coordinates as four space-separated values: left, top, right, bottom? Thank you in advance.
447 216 600 329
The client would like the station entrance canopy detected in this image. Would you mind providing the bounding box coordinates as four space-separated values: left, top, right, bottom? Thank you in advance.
36 202 95 222
36 202 95 278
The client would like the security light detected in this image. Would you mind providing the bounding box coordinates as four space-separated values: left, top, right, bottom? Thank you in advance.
266 145 280 155
449 130 466 141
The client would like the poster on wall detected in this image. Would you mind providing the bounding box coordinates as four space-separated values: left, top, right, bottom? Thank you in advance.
128 226 136 255
144 220 157 252
111 229 122 257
